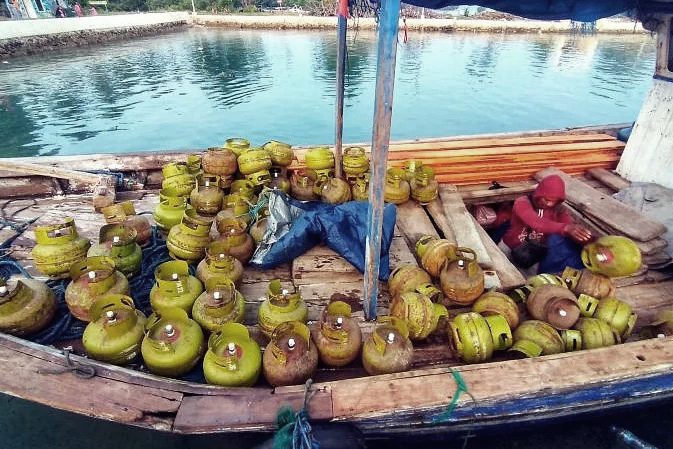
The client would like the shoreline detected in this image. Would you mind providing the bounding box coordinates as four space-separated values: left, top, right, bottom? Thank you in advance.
0 12 646 58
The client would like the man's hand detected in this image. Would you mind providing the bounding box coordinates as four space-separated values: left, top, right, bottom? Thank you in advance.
564 224 593 244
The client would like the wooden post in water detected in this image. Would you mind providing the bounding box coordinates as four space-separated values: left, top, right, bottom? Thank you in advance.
363 0 400 320
334 0 348 178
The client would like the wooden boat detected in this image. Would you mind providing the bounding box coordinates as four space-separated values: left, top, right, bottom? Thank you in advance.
0 4 672 444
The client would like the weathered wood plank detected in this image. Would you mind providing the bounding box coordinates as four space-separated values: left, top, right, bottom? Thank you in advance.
173 387 334 432
0 177 58 198
470 215 525 290
535 168 666 241
587 168 631 192
0 341 181 428
395 200 439 253
321 335 673 418
425 199 457 243
458 181 537 205
439 185 492 267
564 204 668 256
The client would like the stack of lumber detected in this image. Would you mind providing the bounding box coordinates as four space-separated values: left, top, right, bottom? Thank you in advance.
535 168 671 285
289 134 625 185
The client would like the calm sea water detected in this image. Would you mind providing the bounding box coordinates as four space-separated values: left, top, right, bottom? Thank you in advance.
0 28 656 158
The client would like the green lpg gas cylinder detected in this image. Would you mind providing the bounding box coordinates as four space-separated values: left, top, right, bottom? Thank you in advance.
582 236 642 278
258 280 308 338
87 224 142 278
510 320 564 358
150 260 204 314
410 166 439 205
448 312 512 363
192 277 245 333
262 140 294 167
342 146 369 178
161 162 196 197
101 201 151 246
141 307 205 377
384 168 410 204
203 322 262 387
0 278 57 336
32 218 91 278
65 256 129 322
153 188 190 233
82 295 146 365
166 209 213 263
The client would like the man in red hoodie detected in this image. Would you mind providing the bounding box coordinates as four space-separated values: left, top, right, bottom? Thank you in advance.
501 174 592 273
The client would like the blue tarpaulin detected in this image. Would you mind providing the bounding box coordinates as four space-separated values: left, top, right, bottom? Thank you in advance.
400 1 636 21
250 192 398 281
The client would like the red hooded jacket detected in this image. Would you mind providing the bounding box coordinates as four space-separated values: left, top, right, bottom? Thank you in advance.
502 175 574 249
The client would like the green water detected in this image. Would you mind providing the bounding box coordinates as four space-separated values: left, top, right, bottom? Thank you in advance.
0 28 656 158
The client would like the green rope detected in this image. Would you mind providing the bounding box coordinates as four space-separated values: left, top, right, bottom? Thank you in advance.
246 189 272 227
432 368 471 423
273 379 320 449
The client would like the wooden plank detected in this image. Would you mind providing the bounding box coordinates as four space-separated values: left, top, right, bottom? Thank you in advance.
0 159 110 185
535 168 667 241
565 204 668 256
395 201 439 254
459 181 537 205
425 199 457 243
439 185 492 267
587 168 630 192
470 215 526 290
241 263 292 284
642 252 673 268
0 342 181 428
0 177 58 198
321 335 673 419
173 387 333 432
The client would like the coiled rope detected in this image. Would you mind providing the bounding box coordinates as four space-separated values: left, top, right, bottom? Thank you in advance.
273 379 320 449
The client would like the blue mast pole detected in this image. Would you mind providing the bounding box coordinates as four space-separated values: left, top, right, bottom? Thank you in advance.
335 0 348 178
363 0 400 320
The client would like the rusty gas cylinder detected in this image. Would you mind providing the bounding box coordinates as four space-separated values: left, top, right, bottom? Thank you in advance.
361 316 414 376
290 169 319 201
192 277 245 333
101 201 151 246
217 193 252 226
263 321 318 387
313 301 362 367
88 224 142 278
0 278 57 336
190 174 224 216
439 248 485 306
526 284 580 329
186 154 204 178
65 256 129 322
472 291 521 329
388 265 432 298
415 235 457 278
215 218 254 265
32 218 91 278
562 267 615 299
351 174 370 202
249 218 268 245
269 167 290 193
321 178 352 204
202 146 238 177
195 240 244 286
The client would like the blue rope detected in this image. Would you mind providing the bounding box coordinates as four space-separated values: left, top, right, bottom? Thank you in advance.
274 379 320 449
